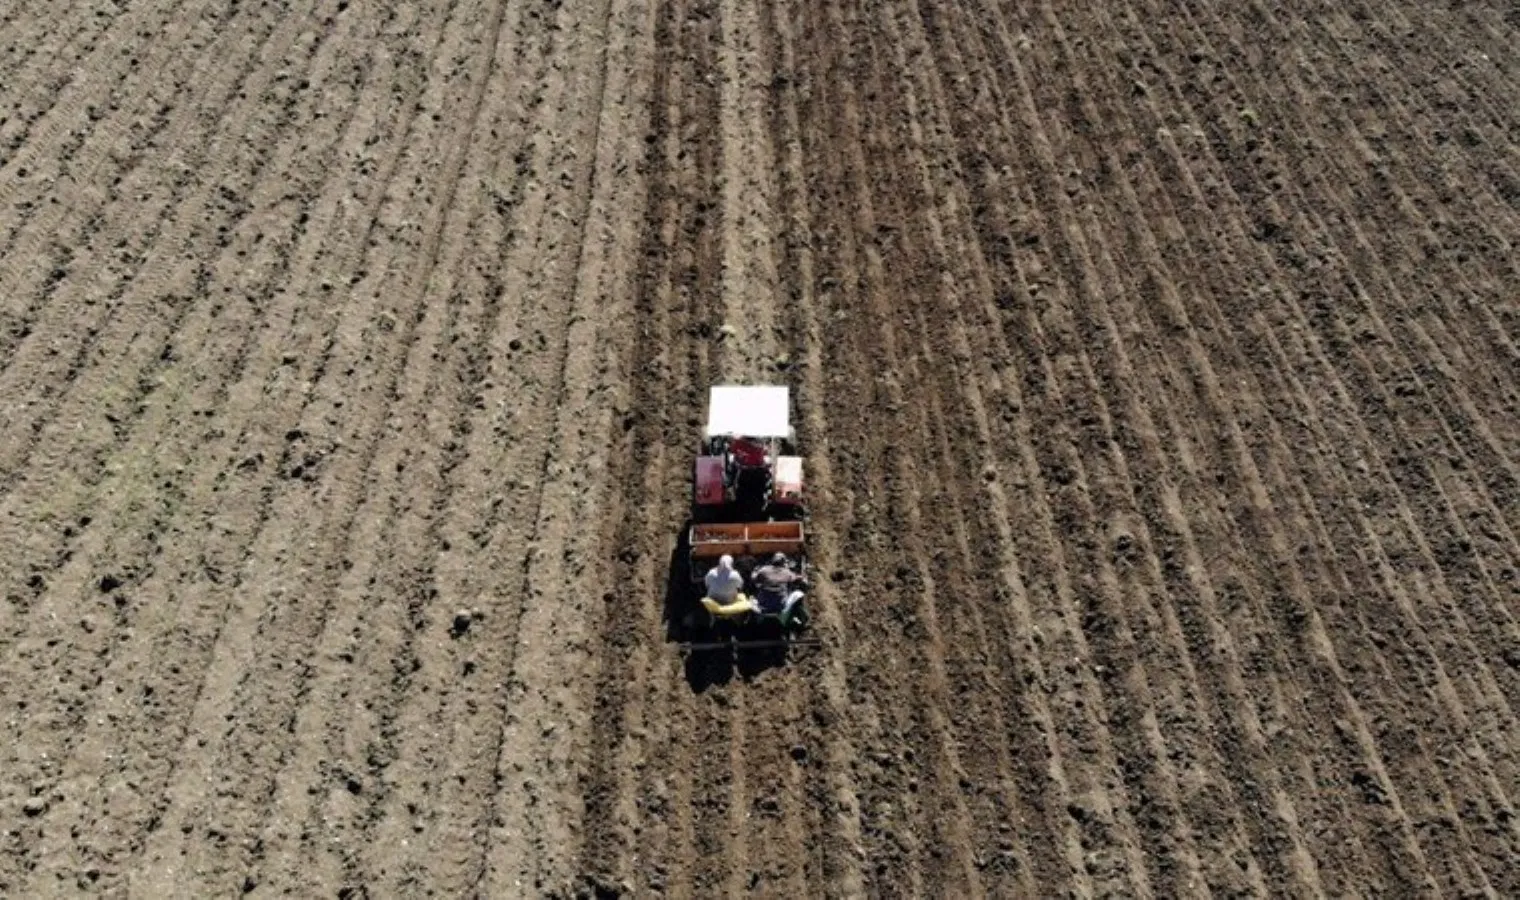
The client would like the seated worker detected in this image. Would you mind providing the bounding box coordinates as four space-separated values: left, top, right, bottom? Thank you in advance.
749 552 808 627
724 437 772 506
702 554 755 617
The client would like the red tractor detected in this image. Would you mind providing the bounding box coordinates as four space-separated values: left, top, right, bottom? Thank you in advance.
678 386 817 653
692 385 804 520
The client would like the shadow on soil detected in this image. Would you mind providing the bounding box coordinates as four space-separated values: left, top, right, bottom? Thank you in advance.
663 521 790 693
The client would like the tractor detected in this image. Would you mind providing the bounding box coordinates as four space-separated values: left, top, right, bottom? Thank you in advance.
676 385 819 654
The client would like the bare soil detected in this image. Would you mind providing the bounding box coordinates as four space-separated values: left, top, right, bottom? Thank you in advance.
1 1 1517 897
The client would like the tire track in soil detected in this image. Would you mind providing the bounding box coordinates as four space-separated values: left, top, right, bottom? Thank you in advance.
0 0 225 334
0 5 374 891
991 7 1374 893
613 3 883 896
1057 7 1398 893
141 0 504 887
1332 0 1520 232
1183 0 1520 491
1117 1 1519 889
106 1 509 893
244 0 544 894
848 4 1068 895
0 0 80 88
850 1 1201 895
580 1 778 893
1220 0 1520 508
0 0 343 737
1336 0 1520 352
765 5 869 894
473 1 656 892
0 4 361 463
0 0 269 497
568 0 749 895
568 0 686 888
1237 30 1520 900
0 0 310 629
318 12 526 889
7 9 440 898
574 2 732 897
0 0 197 182
705 0 817 895
1273 1 1520 518
505 0 667 887
225 0 486 887
916 2 1250 894
99 9 464 888
572 0 835 894
336 0 619 894
959 5 1326 894
0 0 132 161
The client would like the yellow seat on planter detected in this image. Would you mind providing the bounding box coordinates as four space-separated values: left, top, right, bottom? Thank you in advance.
701 595 754 618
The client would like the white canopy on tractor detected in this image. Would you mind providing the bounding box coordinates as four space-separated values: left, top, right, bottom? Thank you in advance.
704 385 793 439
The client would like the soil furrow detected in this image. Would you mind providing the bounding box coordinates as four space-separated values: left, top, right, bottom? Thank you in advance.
1161 0 1520 732
707 1 818 895
790 3 1010 893
4 0 1517 895
35 15 442 886
10 6 422 887
0 0 204 186
114 2 515 892
1248 4 1520 487
599 1 726 894
0 10 386 892
1076 0 1513 887
0 0 280 487
244 3 537 894
107 21 467 882
571 0 690 891
0 0 231 325
0 0 132 158
0 0 355 722
1132 0 1520 845
765 5 869 893
472 0 656 892
946 4 1292 892
972 4 1344 891
897 2 1225 893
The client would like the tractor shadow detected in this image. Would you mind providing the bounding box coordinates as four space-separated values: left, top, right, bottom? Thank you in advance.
663 521 790 693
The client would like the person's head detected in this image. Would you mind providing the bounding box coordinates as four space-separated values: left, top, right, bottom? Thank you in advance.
770 552 787 567
718 554 734 571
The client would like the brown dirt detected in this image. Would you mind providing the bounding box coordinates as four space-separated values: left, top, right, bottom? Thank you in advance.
2 1 1518 897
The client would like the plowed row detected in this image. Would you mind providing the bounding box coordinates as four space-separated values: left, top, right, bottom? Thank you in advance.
1 1 1516 896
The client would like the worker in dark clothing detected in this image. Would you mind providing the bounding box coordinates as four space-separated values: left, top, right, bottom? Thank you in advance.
749 552 808 627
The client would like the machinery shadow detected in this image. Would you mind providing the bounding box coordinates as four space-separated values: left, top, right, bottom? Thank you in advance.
661 523 692 645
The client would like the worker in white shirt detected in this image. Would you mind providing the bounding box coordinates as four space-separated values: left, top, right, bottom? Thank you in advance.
702 554 754 617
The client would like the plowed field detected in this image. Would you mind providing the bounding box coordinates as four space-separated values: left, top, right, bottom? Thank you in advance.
2 1 1518 897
